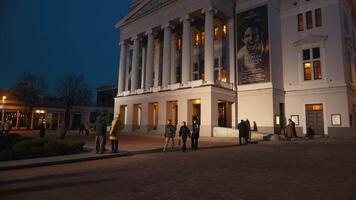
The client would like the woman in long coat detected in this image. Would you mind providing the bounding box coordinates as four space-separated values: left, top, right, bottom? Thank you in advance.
109 114 122 153
285 119 294 139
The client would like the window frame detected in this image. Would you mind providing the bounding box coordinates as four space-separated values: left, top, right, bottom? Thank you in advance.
298 13 304 32
302 47 322 81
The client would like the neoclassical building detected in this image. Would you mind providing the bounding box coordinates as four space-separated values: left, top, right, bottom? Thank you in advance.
114 0 356 138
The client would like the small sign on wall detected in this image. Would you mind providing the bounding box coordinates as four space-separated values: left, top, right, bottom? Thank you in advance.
331 114 341 126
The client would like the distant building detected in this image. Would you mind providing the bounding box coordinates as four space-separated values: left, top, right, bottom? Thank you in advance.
96 84 117 107
114 0 356 138
0 85 115 130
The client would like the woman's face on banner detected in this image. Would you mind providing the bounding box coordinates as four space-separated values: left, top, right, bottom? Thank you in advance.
243 26 260 50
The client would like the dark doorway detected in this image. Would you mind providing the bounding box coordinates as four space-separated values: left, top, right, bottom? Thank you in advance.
306 104 324 135
218 102 227 127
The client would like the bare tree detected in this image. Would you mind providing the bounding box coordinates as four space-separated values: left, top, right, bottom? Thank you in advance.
12 72 48 129
56 73 91 139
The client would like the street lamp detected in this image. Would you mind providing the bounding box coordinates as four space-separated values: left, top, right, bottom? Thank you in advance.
1 96 6 123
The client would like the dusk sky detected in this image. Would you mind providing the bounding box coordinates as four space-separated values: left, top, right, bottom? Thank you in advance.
0 0 131 94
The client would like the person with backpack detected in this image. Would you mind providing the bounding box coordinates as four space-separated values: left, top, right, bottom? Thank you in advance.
163 119 176 152
179 121 190 152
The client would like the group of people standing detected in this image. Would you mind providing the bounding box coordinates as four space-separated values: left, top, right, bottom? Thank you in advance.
237 119 252 145
94 114 123 154
163 118 200 152
0 120 12 135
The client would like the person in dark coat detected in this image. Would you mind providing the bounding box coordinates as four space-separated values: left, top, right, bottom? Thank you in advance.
94 116 107 154
79 123 85 136
290 119 298 138
237 120 247 145
191 119 200 150
246 119 251 143
163 119 176 152
39 122 46 138
179 121 190 152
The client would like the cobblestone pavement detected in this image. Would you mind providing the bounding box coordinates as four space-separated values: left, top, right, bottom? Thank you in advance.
1 138 356 200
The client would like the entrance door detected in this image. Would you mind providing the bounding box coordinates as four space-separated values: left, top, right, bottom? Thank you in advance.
306 104 324 135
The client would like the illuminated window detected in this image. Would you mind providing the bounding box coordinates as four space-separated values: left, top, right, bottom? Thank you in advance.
303 62 312 81
214 27 219 40
306 11 313 29
298 13 304 31
315 8 322 27
223 25 227 36
177 37 182 51
306 104 323 111
201 32 205 45
303 47 322 81
195 33 200 46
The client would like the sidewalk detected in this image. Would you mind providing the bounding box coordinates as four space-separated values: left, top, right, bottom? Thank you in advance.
0 132 241 171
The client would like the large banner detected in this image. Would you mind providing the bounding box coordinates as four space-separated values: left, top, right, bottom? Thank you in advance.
236 5 270 85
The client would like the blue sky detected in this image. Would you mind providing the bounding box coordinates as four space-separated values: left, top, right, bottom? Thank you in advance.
0 0 131 94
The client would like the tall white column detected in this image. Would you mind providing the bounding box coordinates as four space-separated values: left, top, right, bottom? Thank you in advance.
170 33 177 84
118 41 126 93
181 15 191 85
203 7 215 84
153 40 161 87
145 30 154 90
131 36 139 91
162 24 172 88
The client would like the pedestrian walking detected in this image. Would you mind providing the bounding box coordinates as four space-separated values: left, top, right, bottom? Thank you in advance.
84 122 90 136
285 119 294 140
0 122 4 135
253 121 258 131
179 121 190 152
246 119 251 143
4 120 12 135
79 123 85 136
191 119 200 150
94 116 107 154
291 119 298 138
237 120 247 145
39 122 46 138
109 114 122 153
163 119 176 152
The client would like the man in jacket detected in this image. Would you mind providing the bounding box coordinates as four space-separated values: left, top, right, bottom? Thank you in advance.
179 121 190 152
109 114 122 153
237 120 247 145
191 119 200 150
94 116 107 154
163 119 176 152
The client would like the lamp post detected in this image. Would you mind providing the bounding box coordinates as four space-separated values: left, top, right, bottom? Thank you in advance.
1 96 6 123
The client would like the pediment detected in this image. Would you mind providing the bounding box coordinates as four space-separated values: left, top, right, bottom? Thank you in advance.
293 35 328 47
116 0 177 28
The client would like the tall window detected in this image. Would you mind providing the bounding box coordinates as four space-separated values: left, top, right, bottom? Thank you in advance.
303 47 322 81
315 8 322 27
298 13 304 31
306 11 313 29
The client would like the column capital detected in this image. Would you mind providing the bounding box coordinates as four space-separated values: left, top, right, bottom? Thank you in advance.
131 36 138 41
145 29 153 35
201 6 217 15
180 15 194 23
161 23 174 30
119 41 126 46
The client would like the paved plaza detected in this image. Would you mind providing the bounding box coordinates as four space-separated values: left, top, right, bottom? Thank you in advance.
0 134 356 200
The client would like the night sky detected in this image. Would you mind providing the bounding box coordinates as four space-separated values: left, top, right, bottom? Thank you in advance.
0 0 131 95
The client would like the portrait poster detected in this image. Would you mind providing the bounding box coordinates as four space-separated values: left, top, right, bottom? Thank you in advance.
236 5 270 85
